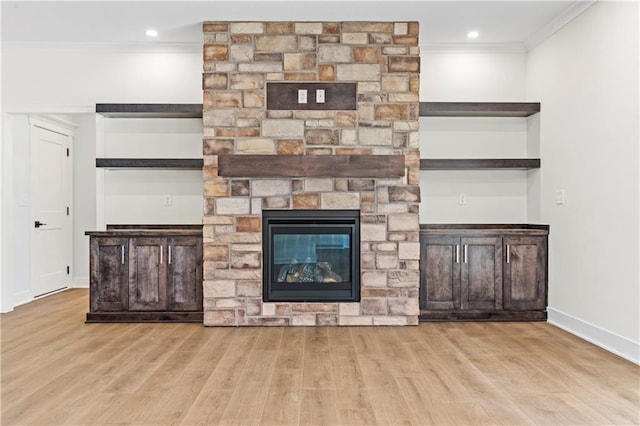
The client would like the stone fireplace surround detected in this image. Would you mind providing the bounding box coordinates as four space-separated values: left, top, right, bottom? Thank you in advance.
202 21 421 326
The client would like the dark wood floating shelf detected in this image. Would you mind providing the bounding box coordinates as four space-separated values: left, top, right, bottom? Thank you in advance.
96 103 203 118
420 158 541 170
95 102 540 118
420 102 540 117
218 154 405 178
96 158 203 169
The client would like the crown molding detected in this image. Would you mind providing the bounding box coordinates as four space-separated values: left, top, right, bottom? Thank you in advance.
525 0 597 50
421 42 526 54
1 42 203 54
3 105 95 115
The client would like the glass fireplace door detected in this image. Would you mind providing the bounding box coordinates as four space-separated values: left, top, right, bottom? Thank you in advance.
263 210 360 302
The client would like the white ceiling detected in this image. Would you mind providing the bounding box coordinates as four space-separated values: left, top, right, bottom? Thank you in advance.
1 1 596 51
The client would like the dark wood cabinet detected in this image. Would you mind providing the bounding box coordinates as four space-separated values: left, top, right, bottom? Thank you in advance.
86 226 203 322
90 237 129 312
421 236 502 311
419 225 548 321
128 236 203 312
461 237 503 311
167 237 203 312
129 238 167 311
421 236 459 310
503 236 547 311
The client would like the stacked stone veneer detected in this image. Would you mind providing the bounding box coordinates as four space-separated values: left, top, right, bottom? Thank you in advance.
202 21 421 326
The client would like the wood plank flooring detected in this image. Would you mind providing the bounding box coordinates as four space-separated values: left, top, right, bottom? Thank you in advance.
1 289 638 425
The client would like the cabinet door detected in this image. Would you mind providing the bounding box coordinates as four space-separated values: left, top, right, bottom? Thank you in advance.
129 238 167 311
420 236 460 310
90 237 129 311
167 237 203 311
460 237 502 310
503 236 547 310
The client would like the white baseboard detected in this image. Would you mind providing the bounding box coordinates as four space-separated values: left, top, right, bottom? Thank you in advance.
4 284 86 313
548 307 639 365
71 277 89 288
13 290 32 308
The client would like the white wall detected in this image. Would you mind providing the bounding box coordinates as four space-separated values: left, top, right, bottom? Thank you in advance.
0 2 4 310
527 1 639 362
1 46 203 308
419 51 535 224
101 116 203 227
420 115 530 223
71 114 96 284
8 116 31 305
2 46 202 107
420 52 526 101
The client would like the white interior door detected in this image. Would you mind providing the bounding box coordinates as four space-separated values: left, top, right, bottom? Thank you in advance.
30 120 73 298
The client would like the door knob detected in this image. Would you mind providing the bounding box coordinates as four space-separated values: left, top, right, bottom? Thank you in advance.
34 221 47 228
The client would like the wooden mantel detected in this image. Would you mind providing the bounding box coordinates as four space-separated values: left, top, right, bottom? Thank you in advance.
217 155 405 178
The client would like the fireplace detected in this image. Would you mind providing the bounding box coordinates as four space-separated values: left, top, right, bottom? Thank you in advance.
262 210 360 302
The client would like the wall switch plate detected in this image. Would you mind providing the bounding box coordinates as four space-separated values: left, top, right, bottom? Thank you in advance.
555 189 565 205
266 82 357 110
458 193 467 205
163 195 172 206
297 89 307 104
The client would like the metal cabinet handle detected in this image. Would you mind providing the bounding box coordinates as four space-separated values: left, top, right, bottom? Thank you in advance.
121 245 125 264
506 245 510 264
168 246 172 264
455 245 460 263
160 246 163 264
463 245 468 263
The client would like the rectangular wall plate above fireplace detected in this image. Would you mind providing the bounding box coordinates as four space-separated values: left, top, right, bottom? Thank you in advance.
266 82 357 110
262 210 360 302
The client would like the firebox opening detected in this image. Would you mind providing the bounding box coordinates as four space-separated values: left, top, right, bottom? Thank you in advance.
262 210 360 302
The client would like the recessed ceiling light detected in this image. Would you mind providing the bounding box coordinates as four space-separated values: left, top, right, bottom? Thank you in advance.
467 31 479 39
145 29 158 38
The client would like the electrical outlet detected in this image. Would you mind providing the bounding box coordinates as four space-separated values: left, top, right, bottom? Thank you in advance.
458 193 467 205
297 89 307 104
316 89 325 103
163 195 172 206
555 189 565 205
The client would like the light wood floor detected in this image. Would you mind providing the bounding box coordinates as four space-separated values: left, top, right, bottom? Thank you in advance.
1 289 638 425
